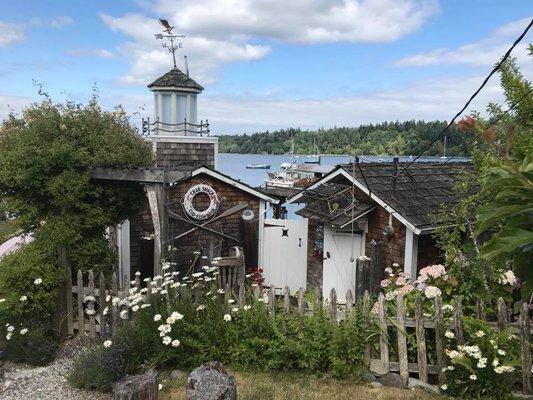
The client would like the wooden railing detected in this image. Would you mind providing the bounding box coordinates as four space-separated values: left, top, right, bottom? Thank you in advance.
141 117 210 137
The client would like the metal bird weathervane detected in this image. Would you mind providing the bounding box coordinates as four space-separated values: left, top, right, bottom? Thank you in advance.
155 19 185 69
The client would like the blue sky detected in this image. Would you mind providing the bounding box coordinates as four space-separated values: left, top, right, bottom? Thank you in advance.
0 0 531 133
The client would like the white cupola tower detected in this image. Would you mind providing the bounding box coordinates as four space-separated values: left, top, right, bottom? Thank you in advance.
148 68 203 133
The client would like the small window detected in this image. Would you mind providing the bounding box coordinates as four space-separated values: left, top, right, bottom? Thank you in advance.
177 95 186 124
161 94 172 124
189 95 197 124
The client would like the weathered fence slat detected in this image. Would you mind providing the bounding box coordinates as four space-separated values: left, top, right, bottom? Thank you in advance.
283 286 290 313
415 295 428 383
66 265 74 336
520 301 532 394
111 272 118 334
396 295 409 386
329 288 337 320
363 290 371 367
497 297 507 332
378 293 389 372
88 271 96 337
454 296 464 344
345 290 353 316
434 295 445 383
77 270 84 334
315 287 322 309
99 272 106 336
476 298 485 320
268 286 275 319
238 284 245 307
298 288 305 315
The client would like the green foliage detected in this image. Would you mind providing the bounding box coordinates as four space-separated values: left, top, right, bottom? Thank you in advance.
441 318 521 399
3 326 59 366
218 120 467 156
69 277 373 392
0 99 153 274
69 341 128 392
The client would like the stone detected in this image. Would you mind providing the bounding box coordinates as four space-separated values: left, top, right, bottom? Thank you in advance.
408 378 440 394
186 361 237 400
113 369 159 400
369 382 383 388
377 372 407 388
171 370 186 380
362 370 377 382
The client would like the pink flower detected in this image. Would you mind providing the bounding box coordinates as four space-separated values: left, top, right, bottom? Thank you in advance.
395 276 407 286
398 284 414 295
418 264 446 280
380 279 390 288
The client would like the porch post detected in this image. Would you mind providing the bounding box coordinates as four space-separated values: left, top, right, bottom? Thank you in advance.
146 183 167 277
403 226 418 279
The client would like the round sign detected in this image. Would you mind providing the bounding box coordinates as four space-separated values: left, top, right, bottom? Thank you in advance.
182 184 220 220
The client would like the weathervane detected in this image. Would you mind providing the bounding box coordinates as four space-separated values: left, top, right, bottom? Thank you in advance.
155 19 185 69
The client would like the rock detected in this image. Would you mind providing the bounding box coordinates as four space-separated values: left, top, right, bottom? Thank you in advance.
171 370 186 381
369 382 383 388
377 372 407 388
408 378 440 394
113 369 159 400
186 361 237 400
362 370 377 382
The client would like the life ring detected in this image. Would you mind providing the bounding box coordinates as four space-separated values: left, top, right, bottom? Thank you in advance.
182 184 220 220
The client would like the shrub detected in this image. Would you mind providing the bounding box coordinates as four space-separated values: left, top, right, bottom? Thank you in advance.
69 340 128 392
0 241 64 364
440 318 521 399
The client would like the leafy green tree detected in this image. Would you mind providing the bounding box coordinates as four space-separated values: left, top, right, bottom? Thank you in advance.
0 98 153 272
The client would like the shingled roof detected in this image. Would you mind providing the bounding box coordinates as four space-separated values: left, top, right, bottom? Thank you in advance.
148 68 204 91
296 182 376 228
339 161 476 231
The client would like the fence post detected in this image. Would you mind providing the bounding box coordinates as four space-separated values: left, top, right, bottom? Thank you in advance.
238 284 245 307
99 272 106 336
377 293 389 372
476 298 485 320
268 286 275 319
396 294 409 386
88 271 96 338
363 290 371 366
66 264 73 337
345 289 353 316
434 295 445 383
454 296 464 344
329 288 337 320
77 270 84 335
415 295 428 382
298 288 305 315
496 298 507 332
283 286 290 313
520 301 532 394
111 272 118 334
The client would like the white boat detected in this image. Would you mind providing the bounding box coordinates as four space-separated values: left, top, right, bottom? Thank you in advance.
246 164 271 169
265 162 333 188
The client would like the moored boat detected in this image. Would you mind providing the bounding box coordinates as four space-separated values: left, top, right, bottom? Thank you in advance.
246 164 271 169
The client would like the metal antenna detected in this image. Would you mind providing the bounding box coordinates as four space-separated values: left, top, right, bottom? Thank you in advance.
155 19 185 69
184 54 189 76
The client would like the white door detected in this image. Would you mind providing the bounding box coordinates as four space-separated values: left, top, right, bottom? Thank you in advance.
262 218 308 293
323 227 362 303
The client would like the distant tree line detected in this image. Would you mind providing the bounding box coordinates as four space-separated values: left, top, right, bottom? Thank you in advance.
217 120 470 156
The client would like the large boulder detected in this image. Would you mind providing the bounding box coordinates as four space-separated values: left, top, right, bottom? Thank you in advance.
113 369 159 400
186 362 237 400
377 372 407 388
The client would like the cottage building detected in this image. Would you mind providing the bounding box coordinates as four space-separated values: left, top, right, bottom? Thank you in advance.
98 66 278 287
283 159 475 300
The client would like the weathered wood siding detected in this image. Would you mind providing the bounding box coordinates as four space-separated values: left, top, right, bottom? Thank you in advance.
155 142 215 168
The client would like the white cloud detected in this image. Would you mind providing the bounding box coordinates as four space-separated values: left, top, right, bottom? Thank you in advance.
395 17 533 68
67 49 114 58
0 22 25 48
101 0 438 86
0 94 34 122
198 74 503 133
35 16 74 29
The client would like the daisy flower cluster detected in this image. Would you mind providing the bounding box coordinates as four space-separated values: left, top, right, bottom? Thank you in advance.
441 324 519 398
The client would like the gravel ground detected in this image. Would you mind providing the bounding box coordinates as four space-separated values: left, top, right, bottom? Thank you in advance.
0 338 112 400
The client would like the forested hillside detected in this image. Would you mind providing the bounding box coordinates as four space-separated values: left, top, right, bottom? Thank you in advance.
218 120 470 156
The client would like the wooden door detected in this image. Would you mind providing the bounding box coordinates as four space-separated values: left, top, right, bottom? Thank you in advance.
262 218 308 293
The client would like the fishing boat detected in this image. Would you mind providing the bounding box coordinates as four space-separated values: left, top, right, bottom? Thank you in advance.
246 164 271 169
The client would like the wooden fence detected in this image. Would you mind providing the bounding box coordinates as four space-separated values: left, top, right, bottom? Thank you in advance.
66 270 532 395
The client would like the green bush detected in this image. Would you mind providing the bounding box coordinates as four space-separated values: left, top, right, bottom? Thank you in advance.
68 273 373 392
441 318 521 399
69 340 128 392
0 241 64 364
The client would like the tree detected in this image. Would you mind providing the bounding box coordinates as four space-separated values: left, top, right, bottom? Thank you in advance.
0 98 153 272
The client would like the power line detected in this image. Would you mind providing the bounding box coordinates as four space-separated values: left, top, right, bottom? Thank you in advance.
395 17 533 178
418 86 533 177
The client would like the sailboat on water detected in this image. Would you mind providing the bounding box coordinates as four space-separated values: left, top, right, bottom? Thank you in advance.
440 134 448 159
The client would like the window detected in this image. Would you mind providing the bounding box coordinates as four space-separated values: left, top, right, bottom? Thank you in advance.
177 95 186 124
161 93 172 124
189 95 197 124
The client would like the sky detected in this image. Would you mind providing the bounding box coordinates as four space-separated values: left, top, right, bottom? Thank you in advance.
0 0 531 134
